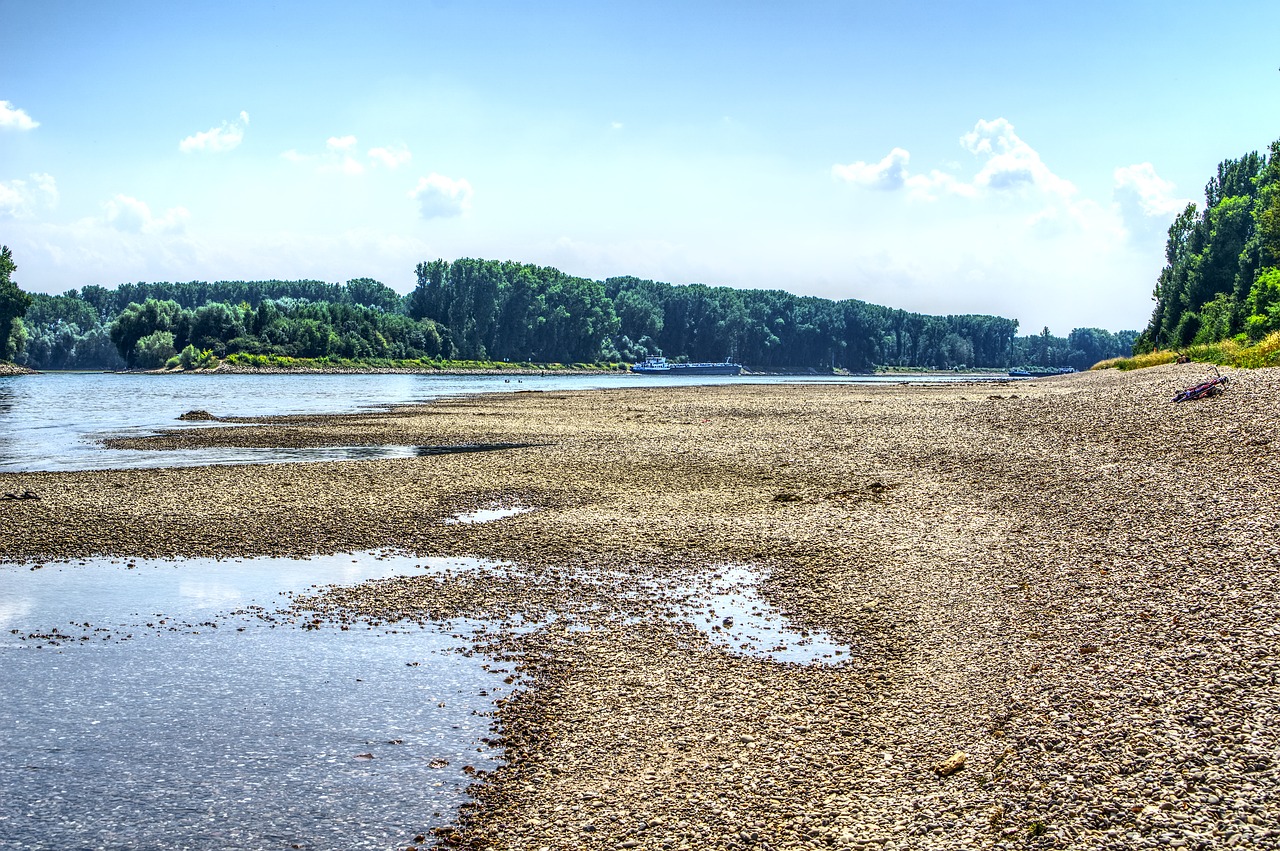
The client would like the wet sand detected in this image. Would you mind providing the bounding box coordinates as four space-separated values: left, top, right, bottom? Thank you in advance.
4 365 1280 849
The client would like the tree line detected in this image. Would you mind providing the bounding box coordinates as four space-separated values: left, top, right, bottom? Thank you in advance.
1136 138 1280 352
3 252 1135 371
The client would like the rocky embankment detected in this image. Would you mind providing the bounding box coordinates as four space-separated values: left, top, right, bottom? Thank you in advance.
3 365 1278 849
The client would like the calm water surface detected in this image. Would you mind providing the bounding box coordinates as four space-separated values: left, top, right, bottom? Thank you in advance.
0 552 516 850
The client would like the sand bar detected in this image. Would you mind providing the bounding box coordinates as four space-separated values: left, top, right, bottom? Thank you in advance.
4 364 1279 849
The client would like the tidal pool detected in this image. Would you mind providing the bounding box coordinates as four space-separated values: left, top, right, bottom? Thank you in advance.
0 552 516 851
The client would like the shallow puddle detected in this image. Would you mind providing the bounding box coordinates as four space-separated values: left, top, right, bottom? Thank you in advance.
0 552 516 851
666 566 852 665
75 442 537 471
444 503 533 525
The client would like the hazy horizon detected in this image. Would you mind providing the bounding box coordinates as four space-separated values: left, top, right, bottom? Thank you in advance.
3 0 1278 335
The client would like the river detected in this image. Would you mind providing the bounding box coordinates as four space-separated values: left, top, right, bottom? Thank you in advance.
0 370 1000 473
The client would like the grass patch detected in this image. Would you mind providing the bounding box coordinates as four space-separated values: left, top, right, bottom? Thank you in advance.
1090 350 1179 371
1091 332 1280 371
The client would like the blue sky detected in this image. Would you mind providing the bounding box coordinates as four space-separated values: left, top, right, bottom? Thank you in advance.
2 0 1278 334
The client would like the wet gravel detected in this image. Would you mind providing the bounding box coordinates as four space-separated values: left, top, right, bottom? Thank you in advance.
3 364 1279 849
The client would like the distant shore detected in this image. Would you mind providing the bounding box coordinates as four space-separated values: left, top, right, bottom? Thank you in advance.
5 365 1279 848
0 362 38 376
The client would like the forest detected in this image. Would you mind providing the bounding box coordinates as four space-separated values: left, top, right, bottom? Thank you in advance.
1136 138 1280 352
3 252 1135 372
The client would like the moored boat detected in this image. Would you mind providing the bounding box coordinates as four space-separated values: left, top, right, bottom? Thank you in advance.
631 356 742 376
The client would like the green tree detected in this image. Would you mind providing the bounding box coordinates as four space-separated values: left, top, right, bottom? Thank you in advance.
132 331 177 369
1245 268 1280 338
0 246 34 361
109 299 186 367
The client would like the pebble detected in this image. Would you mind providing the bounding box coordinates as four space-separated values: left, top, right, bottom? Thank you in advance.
6 366 1280 848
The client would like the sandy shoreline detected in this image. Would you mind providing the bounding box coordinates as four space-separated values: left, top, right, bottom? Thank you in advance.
4 365 1279 849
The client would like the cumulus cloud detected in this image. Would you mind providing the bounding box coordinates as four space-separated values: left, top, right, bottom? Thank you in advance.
0 173 58 218
834 117 1109 234
103 194 190 234
179 111 250 153
832 147 910 190
835 118 1078 203
327 135 357 152
0 100 39 131
1113 163 1189 237
368 144 411 169
409 173 472 219
960 118 1075 199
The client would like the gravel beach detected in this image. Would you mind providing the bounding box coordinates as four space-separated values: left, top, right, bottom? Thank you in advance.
4 364 1279 850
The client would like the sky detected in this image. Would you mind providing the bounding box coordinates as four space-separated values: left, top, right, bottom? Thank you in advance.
2 0 1278 335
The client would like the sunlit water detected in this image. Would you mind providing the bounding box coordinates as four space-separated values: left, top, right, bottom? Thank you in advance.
676 566 852 665
0 552 518 851
444 503 533 525
0 371 1005 472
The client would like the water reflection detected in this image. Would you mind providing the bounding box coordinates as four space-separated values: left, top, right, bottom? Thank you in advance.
678 566 852 665
445 503 533 525
0 552 516 850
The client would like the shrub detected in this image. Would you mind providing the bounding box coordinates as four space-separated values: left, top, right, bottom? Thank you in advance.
177 345 218 370
132 331 177 369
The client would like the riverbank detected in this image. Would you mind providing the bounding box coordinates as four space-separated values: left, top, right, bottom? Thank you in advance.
0 361 38 376
210 360 628 376
4 364 1279 849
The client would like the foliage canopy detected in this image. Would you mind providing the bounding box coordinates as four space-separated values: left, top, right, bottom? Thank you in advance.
9 256 1134 371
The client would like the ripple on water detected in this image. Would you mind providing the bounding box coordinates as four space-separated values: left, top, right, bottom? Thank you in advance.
0 552 516 851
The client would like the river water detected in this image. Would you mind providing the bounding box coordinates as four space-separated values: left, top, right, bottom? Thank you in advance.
0 370 900 848
0 552 517 850
0 370 1000 473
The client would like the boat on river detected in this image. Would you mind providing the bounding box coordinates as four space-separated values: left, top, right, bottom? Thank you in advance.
1009 366 1077 378
631 356 742 376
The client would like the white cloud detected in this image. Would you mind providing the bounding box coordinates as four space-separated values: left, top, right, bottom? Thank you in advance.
835 118 1111 236
0 173 58 218
325 136 364 172
1113 162 1189 238
368 144 412 169
961 118 1077 200
904 169 977 201
0 100 39 131
832 147 910 190
284 135 377 174
836 119 1078 202
103 194 190 234
409 173 473 219
611 121 624 131
179 111 249 153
